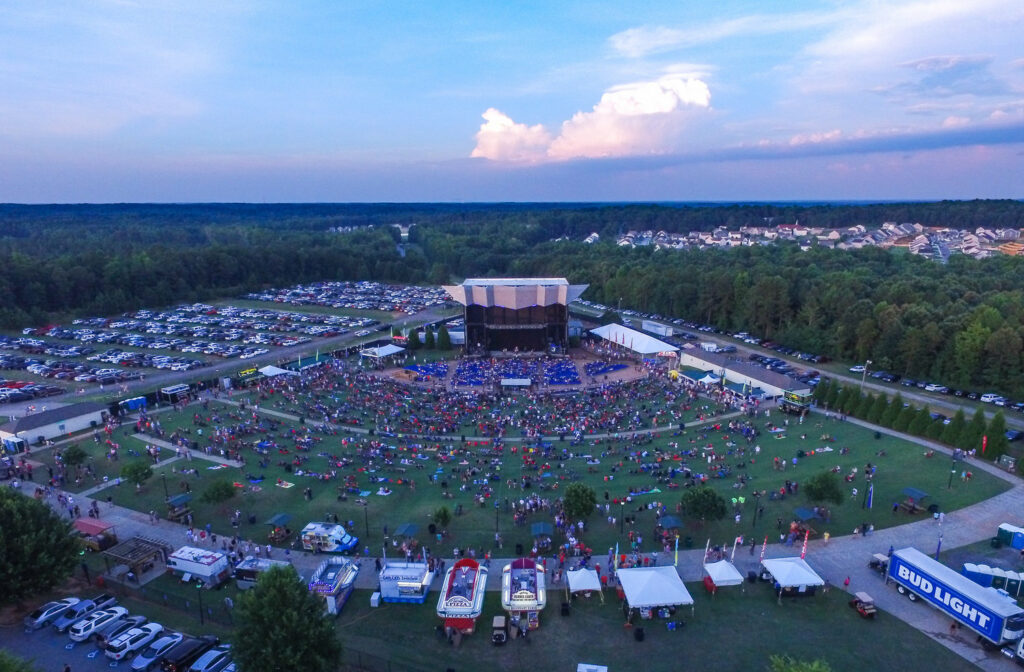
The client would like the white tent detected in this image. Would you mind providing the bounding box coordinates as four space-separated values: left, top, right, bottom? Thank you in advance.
617 566 693 608
697 373 721 385
566 568 601 594
761 557 824 588
360 344 405 358
258 365 299 377
704 560 744 588
589 324 678 355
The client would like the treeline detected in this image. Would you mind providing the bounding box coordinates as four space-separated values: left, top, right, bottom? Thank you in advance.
812 378 1011 459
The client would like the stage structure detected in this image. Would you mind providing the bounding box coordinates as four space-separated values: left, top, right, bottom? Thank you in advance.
443 278 588 353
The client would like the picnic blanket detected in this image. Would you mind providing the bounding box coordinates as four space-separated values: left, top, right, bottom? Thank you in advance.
206 464 229 470
276 480 295 489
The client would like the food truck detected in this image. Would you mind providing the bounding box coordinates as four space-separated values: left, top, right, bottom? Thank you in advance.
436 558 488 634
234 556 293 590
379 561 435 604
301 522 358 553
308 557 360 615
166 546 231 588
500 558 547 630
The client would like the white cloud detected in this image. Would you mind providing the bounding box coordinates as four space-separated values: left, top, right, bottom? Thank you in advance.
789 129 842 146
471 75 711 162
470 108 552 162
941 116 970 128
548 76 710 159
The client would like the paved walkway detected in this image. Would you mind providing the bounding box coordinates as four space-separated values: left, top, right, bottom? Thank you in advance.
12 403 1024 670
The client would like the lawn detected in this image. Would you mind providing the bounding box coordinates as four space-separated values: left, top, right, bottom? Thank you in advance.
92 389 1010 566
334 584 978 672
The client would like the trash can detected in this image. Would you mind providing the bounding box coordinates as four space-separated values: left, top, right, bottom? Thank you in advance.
684 536 693 549
515 543 523 556
991 537 1002 549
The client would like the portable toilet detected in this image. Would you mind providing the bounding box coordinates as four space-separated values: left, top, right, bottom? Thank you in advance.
962 563 990 586
1004 571 1022 598
990 567 1008 590
997 523 1016 545
1013 530 1024 550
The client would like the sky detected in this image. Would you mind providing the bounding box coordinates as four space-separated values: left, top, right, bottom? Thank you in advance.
0 0 1022 202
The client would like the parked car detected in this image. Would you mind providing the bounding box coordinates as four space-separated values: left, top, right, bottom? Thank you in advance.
106 623 165 661
188 643 232 672
68 606 129 642
160 635 219 672
849 365 865 373
132 632 185 671
980 393 1004 404
97 614 148 649
52 593 116 632
24 597 80 630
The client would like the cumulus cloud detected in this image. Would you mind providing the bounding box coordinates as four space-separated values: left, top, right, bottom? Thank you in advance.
471 76 711 162
470 108 552 162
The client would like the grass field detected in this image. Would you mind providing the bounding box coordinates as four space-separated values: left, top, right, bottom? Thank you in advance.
57 386 1008 565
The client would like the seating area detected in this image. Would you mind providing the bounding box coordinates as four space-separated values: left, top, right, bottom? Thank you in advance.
453 359 492 386
584 361 628 377
405 363 449 381
544 359 581 385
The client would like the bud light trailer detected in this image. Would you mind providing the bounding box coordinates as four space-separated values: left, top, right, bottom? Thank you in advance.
887 547 1024 648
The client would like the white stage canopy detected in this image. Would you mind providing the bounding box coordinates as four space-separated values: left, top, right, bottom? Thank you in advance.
258 365 299 377
360 344 405 358
566 568 602 594
697 373 721 385
617 566 693 608
761 557 824 588
704 560 744 587
589 324 678 356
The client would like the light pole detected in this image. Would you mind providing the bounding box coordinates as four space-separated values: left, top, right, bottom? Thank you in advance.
620 501 624 533
494 501 500 533
948 455 958 490
161 473 168 500
196 583 204 625
860 360 872 391
363 502 369 540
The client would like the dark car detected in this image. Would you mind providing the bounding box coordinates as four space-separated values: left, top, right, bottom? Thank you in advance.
1006 430 1023 442
160 635 219 672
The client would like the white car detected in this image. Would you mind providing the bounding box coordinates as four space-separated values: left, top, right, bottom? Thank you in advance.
980 393 1004 404
106 623 164 661
131 632 184 671
924 384 948 393
848 365 866 373
68 606 128 642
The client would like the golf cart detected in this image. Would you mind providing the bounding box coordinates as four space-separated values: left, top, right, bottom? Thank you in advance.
491 615 509 645
849 591 877 619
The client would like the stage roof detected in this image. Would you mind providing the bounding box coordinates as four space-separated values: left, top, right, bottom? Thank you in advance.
589 324 679 355
444 278 588 309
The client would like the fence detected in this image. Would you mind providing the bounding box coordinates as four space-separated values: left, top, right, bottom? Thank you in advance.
340 647 435 672
107 577 235 626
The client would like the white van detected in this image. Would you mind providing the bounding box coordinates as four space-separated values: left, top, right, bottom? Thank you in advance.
980 393 1004 404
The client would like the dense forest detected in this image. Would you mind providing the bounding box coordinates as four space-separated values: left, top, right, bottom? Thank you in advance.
2 201 1023 396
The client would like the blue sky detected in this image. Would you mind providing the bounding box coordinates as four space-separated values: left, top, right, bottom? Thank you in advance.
1 0 1021 202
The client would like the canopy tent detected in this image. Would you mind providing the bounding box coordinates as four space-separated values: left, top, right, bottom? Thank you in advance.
659 515 682 530
901 487 929 501
793 507 822 522
394 523 419 538
761 557 824 600
265 513 291 527
703 560 744 593
530 522 554 538
617 566 694 610
565 567 604 603
697 373 721 386
258 365 300 378
589 324 678 356
501 378 532 387
360 344 405 358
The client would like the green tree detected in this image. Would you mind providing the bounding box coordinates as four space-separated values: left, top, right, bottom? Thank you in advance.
234 565 342 672
985 411 1010 459
679 486 728 525
853 392 873 419
892 404 917 433
802 472 843 505
433 506 452 529
60 444 87 468
942 409 967 446
866 393 889 425
0 489 78 605
563 483 598 521
825 381 841 411
406 327 421 350
201 480 236 504
908 407 933 436
768 655 833 672
120 461 153 489
0 650 39 672
960 408 987 451
424 326 436 349
812 378 831 405
880 392 903 428
835 386 856 415
437 324 452 350
926 418 946 441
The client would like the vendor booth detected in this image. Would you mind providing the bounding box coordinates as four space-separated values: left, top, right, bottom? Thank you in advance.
617 566 694 624
703 559 744 594
760 557 824 599
308 556 360 615
379 561 435 604
565 568 603 603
